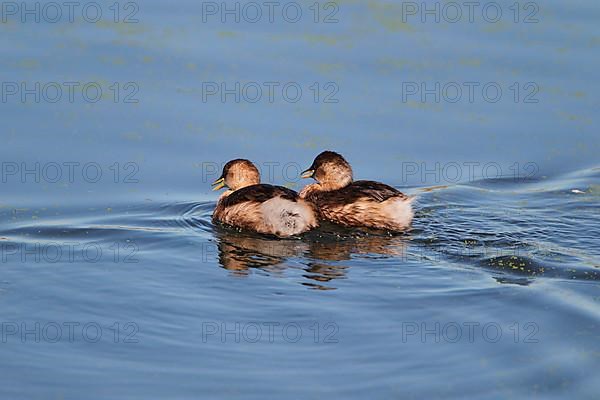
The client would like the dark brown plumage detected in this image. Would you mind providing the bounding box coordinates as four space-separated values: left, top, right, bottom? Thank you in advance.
305 180 408 205
219 184 298 208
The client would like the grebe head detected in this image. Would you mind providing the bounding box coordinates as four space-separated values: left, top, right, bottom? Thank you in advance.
212 159 260 191
301 151 353 190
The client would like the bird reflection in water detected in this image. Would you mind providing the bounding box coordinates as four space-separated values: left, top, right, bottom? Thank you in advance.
212 225 409 290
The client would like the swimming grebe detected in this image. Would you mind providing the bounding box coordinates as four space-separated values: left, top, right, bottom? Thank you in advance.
299 151 414 231
212 159 318 237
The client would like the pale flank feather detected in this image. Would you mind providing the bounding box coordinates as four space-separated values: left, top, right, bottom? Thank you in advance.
260 197 317 236
382 196 415 230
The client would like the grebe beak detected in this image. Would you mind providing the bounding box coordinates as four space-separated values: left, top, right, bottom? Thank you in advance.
211 177 226 191
300 169 314 179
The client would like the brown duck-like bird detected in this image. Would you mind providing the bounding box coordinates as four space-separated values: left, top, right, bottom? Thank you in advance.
299 151 414 231
212 159 317 237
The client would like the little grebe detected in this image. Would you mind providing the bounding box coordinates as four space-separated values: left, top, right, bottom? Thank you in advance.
299 151 413 231
212 159 318 237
